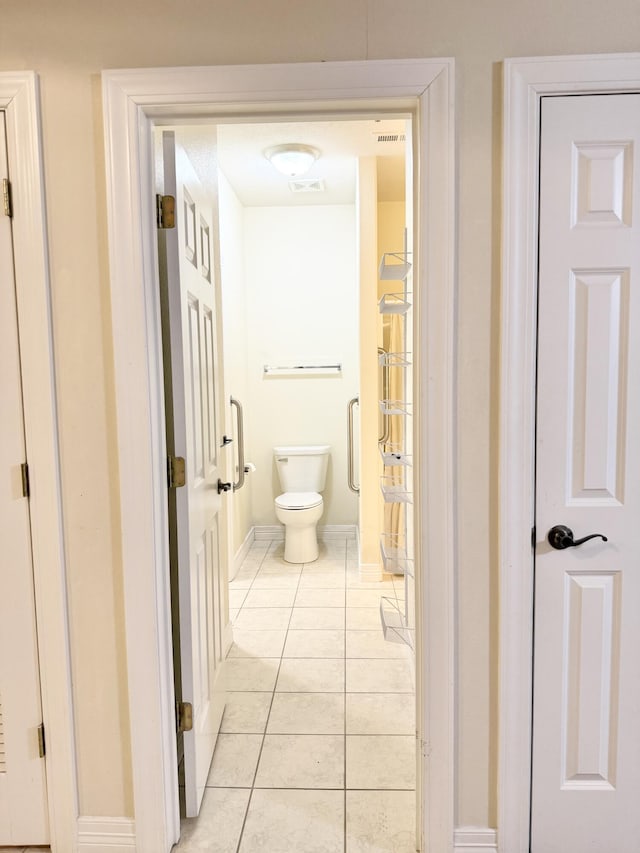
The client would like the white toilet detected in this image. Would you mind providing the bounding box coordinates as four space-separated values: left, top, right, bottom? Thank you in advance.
274 444 330 563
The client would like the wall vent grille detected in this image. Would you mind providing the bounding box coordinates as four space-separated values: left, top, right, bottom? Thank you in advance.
0 694 6 773
374 133 406 143
289 178 325 193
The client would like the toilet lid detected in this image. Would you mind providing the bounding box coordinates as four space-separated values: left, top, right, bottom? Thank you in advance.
275 491 323 510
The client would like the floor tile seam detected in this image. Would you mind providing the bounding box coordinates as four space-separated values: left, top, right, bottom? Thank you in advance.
347 688 415 696
248 786 389 792
231 540 415 848
256 732 346 738
348 542 397 816
233 538 293 853
219 727 415 737
345 654 411 659
233 788 253 853
343 539 348 846
250 561 347 798
252 655 412 662
346 733 415 738
263 731 346 736
246 785 350 791
346 786 417 792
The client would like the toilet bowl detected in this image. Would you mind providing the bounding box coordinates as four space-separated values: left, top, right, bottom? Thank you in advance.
273 445 330 564
275 492 324 563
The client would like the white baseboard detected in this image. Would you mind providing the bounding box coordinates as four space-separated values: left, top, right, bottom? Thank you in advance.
254 524 357 541
223 619 234 656
230 526 255 579
77 817 136 851
254 524 284 540
454 827 498 851
319 524 357 540
359 562 383 581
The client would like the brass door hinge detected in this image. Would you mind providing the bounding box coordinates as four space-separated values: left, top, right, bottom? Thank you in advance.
156 194 175 229
167 455 186 489
177 701 193 733
21 462 30 498
3 179 12 218
37 723 46 758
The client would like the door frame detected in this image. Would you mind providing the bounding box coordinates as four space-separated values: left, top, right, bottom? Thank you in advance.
102 58 456 852
499 52 640 853
0 72 77 850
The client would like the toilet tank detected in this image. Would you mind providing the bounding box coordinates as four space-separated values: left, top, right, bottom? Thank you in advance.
274 445 330 493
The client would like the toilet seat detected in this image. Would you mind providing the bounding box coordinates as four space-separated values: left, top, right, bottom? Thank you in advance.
275 491 322 510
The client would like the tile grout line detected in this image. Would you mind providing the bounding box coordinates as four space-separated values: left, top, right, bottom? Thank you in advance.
230 539 273 853
233 539 303 853
343 537 348 852
230 539 272 853
226 536 414 852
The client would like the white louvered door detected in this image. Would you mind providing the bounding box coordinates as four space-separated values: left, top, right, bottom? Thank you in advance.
159 132 228 817
532 94 640 852
0 112 49 844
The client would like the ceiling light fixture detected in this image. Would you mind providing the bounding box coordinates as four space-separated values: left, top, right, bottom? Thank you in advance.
264 143 320 178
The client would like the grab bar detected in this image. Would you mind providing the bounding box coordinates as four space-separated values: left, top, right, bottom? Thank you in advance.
378 347 391 444
347 396 360 494
230 397 246 492
263 363 342 375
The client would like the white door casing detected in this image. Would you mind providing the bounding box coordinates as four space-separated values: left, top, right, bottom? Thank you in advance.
500 54 640 853
0 110 49 847
159 133 227 817
532 92 640 852
102 60 455 852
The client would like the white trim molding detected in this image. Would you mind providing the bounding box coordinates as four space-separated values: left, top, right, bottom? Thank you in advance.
500 52 640 853
359 562 383 581
0 71 78 851
231 525 255 579
253 523 357 542
253 524 284 540
102 58 456 853
77 817 136 852
454 827 498 851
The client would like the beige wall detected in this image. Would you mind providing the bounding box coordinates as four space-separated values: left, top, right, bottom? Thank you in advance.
3 0 638 827
218 171 254 556
243 204 359 526
357 157 380 568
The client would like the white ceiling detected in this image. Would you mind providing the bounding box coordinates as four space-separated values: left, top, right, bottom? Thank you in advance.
172 117 408 207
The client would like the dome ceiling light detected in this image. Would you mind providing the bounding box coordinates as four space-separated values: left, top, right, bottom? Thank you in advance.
264 143 320 178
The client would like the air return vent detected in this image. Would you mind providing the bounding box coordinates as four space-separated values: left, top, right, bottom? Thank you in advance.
289 178 325 193
373 133 406 143
0 694 6 773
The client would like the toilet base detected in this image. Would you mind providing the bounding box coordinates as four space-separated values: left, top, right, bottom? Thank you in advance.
283 525 319 564
275 498 323 564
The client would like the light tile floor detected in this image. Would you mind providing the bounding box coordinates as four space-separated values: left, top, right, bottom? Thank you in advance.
173 537 416 853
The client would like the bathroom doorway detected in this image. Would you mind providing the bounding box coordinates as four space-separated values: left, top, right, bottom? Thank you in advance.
102 59 455 853
157 115 418 849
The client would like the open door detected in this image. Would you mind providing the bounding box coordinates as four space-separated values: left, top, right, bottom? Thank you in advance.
158 131 228 817
0 111 49 844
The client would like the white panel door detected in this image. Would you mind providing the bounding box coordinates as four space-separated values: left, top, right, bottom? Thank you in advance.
533 94 640 852
0 113 49 843
160 132 227 817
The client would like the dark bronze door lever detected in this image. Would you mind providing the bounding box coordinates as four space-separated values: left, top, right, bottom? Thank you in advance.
547 524 608 550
